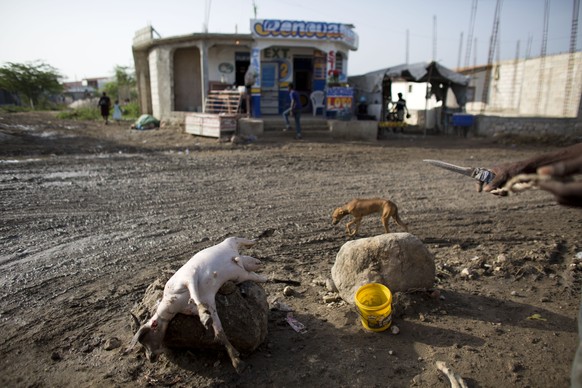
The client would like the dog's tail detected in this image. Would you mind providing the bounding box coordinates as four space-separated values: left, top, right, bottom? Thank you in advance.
392 206 409 232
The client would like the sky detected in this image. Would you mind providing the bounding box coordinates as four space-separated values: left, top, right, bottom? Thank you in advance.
0 0 580 82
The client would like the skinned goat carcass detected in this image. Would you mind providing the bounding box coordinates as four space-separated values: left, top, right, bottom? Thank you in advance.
127 237 267 373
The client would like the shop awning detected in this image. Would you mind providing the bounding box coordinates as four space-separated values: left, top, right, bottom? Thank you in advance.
349 61 470 106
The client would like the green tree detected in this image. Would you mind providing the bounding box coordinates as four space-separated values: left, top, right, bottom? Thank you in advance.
103 65 136 102
0 61 63 109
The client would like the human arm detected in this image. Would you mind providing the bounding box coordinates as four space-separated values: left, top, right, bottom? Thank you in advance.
536 154 582 207
483 143 582 205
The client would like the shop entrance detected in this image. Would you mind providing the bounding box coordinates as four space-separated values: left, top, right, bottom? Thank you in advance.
293 57 313 112
260 62 279 115
235 52 250 87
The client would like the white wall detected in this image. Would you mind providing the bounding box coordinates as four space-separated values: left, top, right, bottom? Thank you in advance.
466 52 582 118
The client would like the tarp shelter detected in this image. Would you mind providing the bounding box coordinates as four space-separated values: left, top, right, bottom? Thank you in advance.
349 61 469 129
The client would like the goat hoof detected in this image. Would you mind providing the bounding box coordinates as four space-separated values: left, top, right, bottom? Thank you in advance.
233 359 246 374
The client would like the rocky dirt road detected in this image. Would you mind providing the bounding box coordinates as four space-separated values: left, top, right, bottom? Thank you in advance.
0 112 581 387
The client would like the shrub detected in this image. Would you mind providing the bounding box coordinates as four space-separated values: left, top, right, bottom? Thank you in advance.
0 105 31 113
122 101 140 120
56 106 101 120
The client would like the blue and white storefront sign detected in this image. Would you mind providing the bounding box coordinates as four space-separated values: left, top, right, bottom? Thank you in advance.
251 19 358 50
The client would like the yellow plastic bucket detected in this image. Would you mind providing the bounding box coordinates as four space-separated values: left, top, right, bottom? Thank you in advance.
354 283 393 332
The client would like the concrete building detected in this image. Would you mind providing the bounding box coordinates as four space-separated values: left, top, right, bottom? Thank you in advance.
350 53 582 137
132 20 358 123
459 51 582 137
461 52 582 118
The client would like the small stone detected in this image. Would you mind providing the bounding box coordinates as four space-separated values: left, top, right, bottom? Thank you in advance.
510 291 518 296
51 352 61 361
390 325 400 335
325 278 338 292
507 360 524 372
323 294 341 304
496 254 508 263
388 350 394 355
460 268 471 278
283 286 294 296
104 337 121 351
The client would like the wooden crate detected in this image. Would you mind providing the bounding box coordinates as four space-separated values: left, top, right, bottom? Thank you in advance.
184 90 244 138
205 90 242 114
185 113 238 138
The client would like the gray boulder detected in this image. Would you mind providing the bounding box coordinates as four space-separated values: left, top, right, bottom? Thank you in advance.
331 233 435 304
131 278 268 353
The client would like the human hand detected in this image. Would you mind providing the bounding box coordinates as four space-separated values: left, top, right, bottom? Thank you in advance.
482 161 529 196
536 155 582 207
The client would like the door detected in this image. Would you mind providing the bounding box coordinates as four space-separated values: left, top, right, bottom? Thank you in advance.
235 52 250 87
293 57 313 113
260 62 279 114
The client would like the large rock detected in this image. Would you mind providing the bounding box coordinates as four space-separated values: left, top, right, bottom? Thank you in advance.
131 278 268 353
331 233 435 304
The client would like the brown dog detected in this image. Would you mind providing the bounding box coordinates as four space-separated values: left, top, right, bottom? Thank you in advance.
332 198 408 237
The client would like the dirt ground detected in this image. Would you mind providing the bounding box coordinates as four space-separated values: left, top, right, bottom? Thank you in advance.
1 111 581 388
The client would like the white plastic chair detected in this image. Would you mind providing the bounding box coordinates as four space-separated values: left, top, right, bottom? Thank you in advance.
310 91 325 116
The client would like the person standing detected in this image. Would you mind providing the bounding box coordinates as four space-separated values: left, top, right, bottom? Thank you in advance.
395 92 409 122
98 92 111 125
112 100 123 124
282 83 303 139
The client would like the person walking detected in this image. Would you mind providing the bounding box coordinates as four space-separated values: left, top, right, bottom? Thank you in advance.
112 100 123 124
98 92 111 125
282 83 303 139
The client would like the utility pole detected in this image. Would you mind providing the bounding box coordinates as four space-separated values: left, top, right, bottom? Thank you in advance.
253 0 258 19
525 34 533 59
465 0 478 68
481 0 502 113
536 0 550 114
432 15 437 61
457 32 464 69
563 0 580 116
473 38 478 67
406 29 410 64
203 0 212 33
512 40 520 112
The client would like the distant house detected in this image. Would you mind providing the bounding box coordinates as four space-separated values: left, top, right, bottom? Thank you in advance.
132 20 359 121
62 77 110 102
0 88 19 106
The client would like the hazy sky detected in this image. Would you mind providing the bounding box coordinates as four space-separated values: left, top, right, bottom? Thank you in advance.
0 0 580 81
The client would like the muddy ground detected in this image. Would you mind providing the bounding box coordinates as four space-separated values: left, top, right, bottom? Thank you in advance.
0 111 581 388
